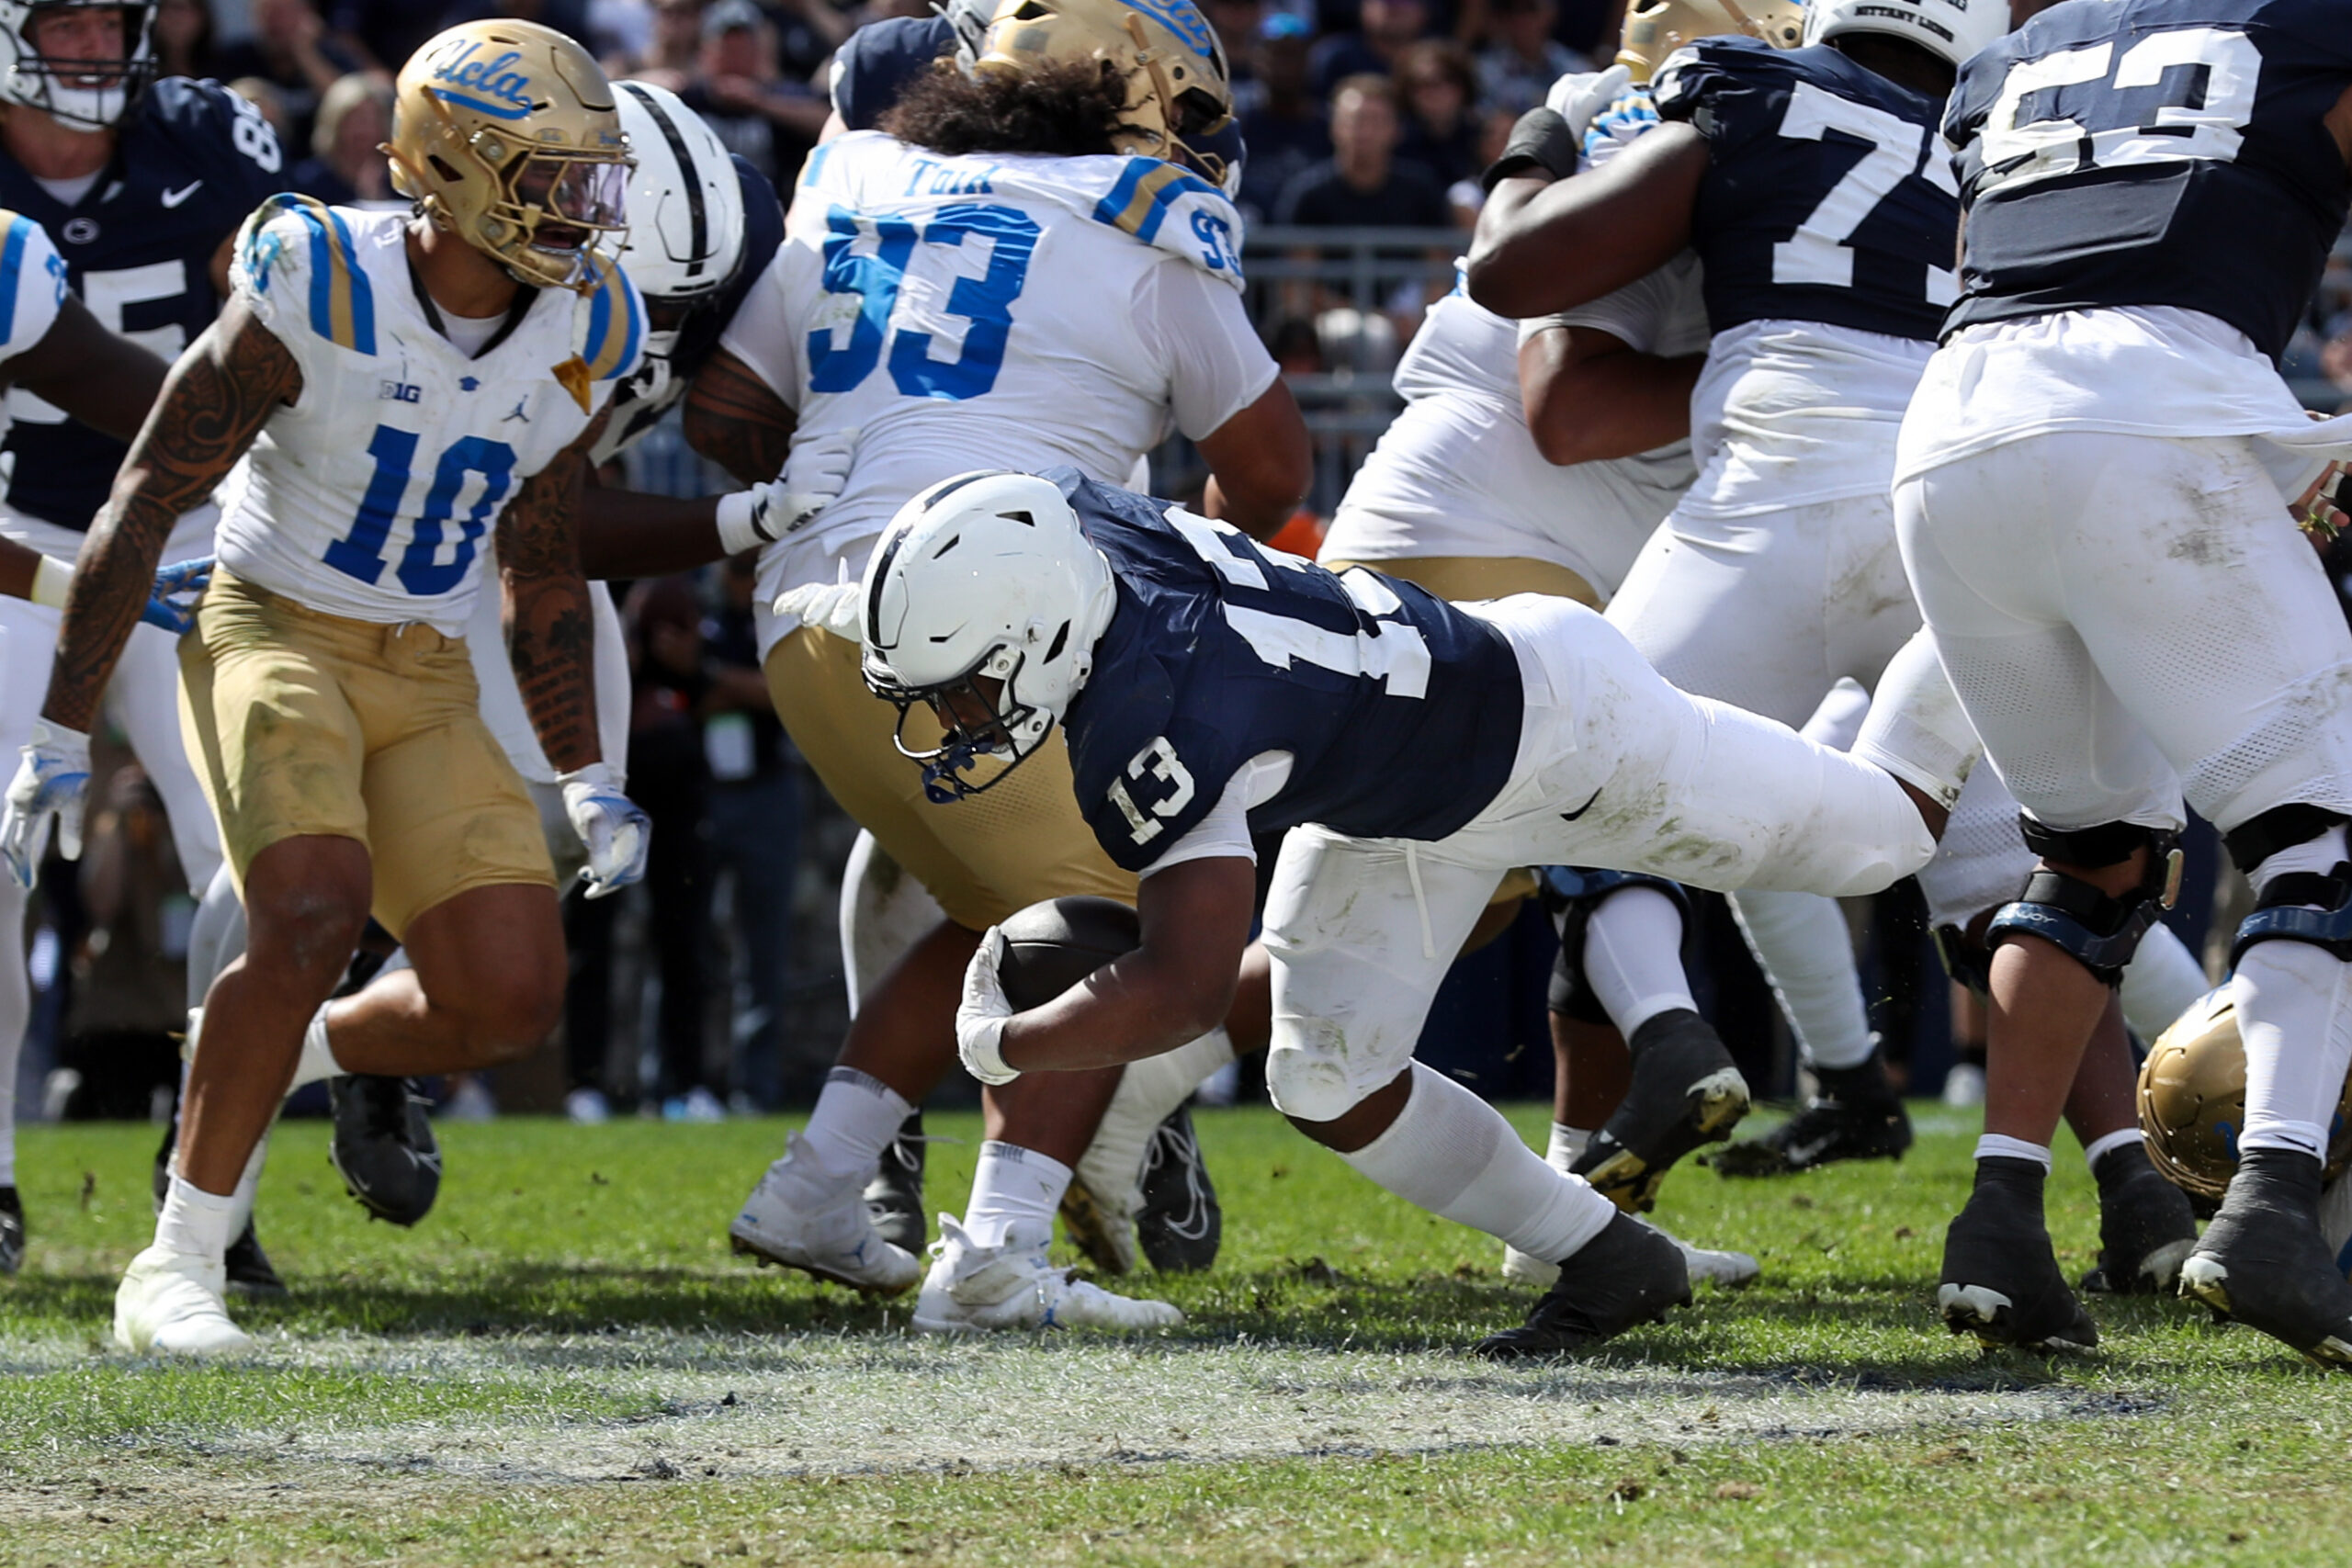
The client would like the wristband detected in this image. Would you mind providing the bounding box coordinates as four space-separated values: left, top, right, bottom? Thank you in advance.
30 555 70 610
1481 107 1580 193
959 1013 1019 1087
714 489 773 557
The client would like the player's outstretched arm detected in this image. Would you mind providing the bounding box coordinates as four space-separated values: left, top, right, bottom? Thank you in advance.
968 857 1258 1079
1465 123 1707 321
1518 323 1703 467
43 301 297 733
6 296 170 446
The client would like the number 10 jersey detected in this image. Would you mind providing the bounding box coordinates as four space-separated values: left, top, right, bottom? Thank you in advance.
215 197 644 634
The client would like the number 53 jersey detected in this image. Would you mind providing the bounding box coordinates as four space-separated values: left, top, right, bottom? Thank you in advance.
215 197 645 634
726 130 1275 588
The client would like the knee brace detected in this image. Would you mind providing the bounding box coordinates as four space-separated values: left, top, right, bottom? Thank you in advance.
2223 804 2350 875
1538 866 1692 1024
1986 818 2183 987
1932 910 1995 997
2232 862 2352 967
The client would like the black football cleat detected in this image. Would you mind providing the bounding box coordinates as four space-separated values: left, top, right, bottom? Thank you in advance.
328 1075 442 1226
1938 1156 2098 1352
224 1218 288 1297
1136 1105 1222 1273
2179 1148 2352 1371
1572 1009 1748 1212
1711 1057 1911 1178
864 1111 928 1257
1476 1210 1693 1359
2079 1140 2198 1295
0 1185 22 1276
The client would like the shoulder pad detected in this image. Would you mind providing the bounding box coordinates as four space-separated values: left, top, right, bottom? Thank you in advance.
234 194 377 355
578 254 648 383
0 210 64 351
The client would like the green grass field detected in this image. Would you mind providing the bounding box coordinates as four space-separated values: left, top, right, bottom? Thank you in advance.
5 1104 2351 1566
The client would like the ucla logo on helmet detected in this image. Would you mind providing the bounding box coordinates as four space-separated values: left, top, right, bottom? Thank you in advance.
1119 0 1217 59
424 39 537 120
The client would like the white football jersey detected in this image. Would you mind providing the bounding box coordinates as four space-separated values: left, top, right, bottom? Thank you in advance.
215 198 646 634
0 210 66 429
1320 266 1703 601
722 132 1277 655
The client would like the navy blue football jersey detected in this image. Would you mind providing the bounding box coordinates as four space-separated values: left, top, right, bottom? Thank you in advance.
1053 472 1525 874
603 154 785 456
0 77 285 531
1943 0 2352 359
832 15 956 131
1653 39 1960 341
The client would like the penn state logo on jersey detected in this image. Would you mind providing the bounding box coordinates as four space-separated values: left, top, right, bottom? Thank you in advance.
1055 472 1525 871
1653 38 1959 341
0 77 285 530
1943 0 2352 358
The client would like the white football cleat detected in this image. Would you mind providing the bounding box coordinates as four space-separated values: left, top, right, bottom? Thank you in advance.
729 1130 922 1294
911 1216 1183 1335
113 1245 253 1357
1503 1215 1759 1290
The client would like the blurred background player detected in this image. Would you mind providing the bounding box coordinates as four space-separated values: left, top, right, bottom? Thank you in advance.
0 0 283 1279
4 18 655 1355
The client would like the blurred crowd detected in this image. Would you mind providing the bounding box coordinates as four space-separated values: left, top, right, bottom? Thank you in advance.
24 0 2352 1129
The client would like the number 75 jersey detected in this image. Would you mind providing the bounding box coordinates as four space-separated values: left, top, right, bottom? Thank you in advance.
213 197 644 633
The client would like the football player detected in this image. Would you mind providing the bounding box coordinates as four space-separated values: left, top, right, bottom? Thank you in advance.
1883 0 2352 1359
694 0 1311 1332
0 0 282 1279
863 468 1946 1355
2 18 659 1355
1466 0 2008 1182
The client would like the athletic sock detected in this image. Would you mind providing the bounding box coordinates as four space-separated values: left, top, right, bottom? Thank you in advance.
1582 889 1696 1036
1544 1122 1591 1175
797 1066 914 1181
1076 1027 1238 1205
285 1003 345 1093
2082 1128 2144 1174
2235 938 2352 1162
1974 1133 2052 1172
154 1175 238 1264
1340 1062 1615 1264
962 1141 1073 1250
1728 887 1876 1070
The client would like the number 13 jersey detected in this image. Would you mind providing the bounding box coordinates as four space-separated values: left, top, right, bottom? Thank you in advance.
215 197 645 634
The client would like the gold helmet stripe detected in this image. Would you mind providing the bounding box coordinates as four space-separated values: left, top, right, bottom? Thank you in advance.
245 193 378 355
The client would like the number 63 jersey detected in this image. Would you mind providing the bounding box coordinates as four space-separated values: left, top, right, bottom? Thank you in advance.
215 197 645 634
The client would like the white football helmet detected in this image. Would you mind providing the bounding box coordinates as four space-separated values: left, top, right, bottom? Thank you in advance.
861 471 1117 802
613 81 747 320
1801 0 2006 70
0 0 156 130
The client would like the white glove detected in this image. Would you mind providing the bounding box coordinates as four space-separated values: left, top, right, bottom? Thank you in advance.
956 926 1020 1086
558 761 650 900
772 579 864 641
0 719 90 889
713 426 859 555
1545 63 1632 144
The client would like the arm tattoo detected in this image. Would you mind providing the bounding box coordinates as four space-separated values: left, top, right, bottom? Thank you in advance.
681 349 796 487
500 414 606 774
42 304 299 732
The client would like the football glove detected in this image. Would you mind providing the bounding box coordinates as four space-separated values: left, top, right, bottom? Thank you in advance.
713 426 859 555
771 579 863 642
1546 63 1633 143
956 926 1020 1086
143 558 214 635
0 719 91 888
558 762 650 900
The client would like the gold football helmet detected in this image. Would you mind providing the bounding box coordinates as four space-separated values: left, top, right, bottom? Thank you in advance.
2140 988 2352 1202
386 18 632 294
976 0 1234 177
1616 0 1804 81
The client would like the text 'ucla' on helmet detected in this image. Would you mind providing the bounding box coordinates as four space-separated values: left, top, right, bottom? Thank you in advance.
861 471 1118 803
0 0 157 130
386 18 635 295
977 0 1235 185
1800 0 2007 71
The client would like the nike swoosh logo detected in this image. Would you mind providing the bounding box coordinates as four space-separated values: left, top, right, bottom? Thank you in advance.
161 180 203 209
1559 787 1601 823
